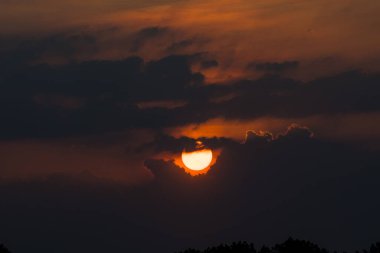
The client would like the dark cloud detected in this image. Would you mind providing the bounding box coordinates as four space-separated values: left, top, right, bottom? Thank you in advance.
142 124 380 250
0 31 380 142
248 61 299 73
200 59 219 69
207 71 380 119
130 26 169 52
0 54 206 139
2 48 380 140
1 125 379 252
0 31 104 66
139 133 233 153
279 124 314 140
166 39 194 52
245 130 274 145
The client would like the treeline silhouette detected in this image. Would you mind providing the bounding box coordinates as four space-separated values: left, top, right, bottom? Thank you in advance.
1 238 380 253
177 238 380 253
0 244 10 253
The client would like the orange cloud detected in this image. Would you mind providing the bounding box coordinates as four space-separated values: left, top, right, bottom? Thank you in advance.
165 112 380 147
0 130 155 184
99 0 380 81
2 0 380 81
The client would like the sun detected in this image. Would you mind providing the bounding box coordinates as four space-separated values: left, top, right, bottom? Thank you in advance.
181 149 213 171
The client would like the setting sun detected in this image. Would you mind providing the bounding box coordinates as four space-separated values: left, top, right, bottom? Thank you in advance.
181 149 213 171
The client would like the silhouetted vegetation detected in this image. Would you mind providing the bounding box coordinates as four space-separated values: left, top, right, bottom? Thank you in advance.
0 244 10 253
177 238 380 253
1 238 380 253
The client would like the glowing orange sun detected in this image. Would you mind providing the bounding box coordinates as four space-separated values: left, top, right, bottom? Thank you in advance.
181 149 213 171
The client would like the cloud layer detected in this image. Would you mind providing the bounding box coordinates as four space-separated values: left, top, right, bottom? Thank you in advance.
1 125 379 252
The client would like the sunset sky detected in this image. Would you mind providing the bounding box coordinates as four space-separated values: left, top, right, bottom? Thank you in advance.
1 0 380 252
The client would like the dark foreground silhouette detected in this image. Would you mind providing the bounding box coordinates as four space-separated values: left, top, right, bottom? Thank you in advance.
177 238 380 253
1 238 379 253
0 245 10 253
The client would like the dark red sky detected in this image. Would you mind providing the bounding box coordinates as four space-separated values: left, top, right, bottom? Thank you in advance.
0 0 380 252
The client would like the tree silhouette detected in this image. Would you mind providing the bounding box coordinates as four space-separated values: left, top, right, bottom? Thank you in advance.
369 243 380 253
177 238 380 253
259 246 271 253
272 237 328 253
0 238 379 253
0 244 10 253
